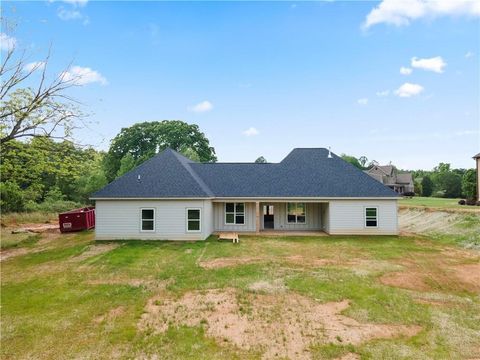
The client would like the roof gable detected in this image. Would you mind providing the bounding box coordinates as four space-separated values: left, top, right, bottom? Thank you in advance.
92 148 213 198
92 148 398 199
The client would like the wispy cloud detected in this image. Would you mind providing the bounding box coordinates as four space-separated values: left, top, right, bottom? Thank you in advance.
62 0 88 6
357 98 369 105
0 33 16 51
189 100 213 113
56 0 89 24
23 61 46 72
411 56 446 73
243 127 259 136
363 0 480 29
465 51 474 59
395 82 424 97
57 7 83 20
376 90 390 97
400 66 412 75
60 66 107 85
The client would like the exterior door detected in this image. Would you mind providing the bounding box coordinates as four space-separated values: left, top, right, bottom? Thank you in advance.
263 205 274 229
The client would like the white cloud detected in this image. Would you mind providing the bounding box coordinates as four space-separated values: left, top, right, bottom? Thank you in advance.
411 56 446 73
62 0 88 7
465 51 474 58
243 127 259 136
376 90 390 97
400 66 412 75
49 0 88 6
0 33 16 51
363 0 480 29
23 61 46 72
57 7 83 20
357 98 369 105
189 100 213 113
395 82 424 97
60 66 107 85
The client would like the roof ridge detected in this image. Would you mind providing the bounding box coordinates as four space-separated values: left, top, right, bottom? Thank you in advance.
170 150 215 197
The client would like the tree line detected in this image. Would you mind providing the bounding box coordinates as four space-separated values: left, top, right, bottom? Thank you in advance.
341 154 477 201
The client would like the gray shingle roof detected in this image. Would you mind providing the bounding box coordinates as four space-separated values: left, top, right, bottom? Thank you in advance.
92 148 399 199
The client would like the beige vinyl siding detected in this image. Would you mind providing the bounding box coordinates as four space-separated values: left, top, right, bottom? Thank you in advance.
327 199 398 235
213 202 256 232
273 203 323 230
95 199 213 240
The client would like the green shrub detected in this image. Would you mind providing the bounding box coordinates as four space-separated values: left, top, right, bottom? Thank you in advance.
0 182 25 212
24 187 82 213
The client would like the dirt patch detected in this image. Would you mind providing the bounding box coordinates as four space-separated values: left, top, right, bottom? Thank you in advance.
198 257 265 269
248 279 286 294
0 231 65 262
399 208 480 235
70 243 120 262
93 306 126 324
10 223 59 234
336 353 360 360
284 254 349 267
0 247 31 262
379 271 430 291
86 278 173 291
450 263 480 290
138 288 421 359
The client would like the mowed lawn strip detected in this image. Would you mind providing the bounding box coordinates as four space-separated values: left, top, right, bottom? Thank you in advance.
1 230 479 359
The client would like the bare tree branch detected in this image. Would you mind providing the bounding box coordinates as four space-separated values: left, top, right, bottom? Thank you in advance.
0 44 87 145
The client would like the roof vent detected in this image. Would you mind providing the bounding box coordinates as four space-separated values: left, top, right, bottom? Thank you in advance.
327 147 332 159
137 174 141 181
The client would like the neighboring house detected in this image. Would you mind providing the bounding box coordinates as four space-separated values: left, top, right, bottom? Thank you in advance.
474 153 480 202
364 165 414 194
91 148 400 240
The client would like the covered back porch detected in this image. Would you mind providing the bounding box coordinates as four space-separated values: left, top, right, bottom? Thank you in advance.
212 200 329 234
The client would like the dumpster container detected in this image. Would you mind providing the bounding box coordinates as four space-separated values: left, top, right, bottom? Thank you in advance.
59 207 95 233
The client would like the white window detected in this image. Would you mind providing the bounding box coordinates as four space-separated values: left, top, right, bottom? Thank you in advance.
287 203 306 223
365 207 378 228
187 208 201 232
141 208 155 232
225 203 245 225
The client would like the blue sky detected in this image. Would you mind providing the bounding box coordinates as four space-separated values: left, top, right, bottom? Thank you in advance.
2 0 479 169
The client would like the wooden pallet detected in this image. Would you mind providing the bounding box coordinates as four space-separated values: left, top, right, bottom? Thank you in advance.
217 232 239 243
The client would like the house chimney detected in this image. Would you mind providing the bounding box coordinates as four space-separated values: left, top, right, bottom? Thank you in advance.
327 147 332 158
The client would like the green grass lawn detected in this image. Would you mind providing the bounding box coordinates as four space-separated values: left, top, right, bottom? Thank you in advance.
1 230 479 359
399 196 471 210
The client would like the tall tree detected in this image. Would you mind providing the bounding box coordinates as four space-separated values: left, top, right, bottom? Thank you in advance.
421 176 433 197
462 169 477 200
0 44 84 145
341 154 362 169
103 120 217 181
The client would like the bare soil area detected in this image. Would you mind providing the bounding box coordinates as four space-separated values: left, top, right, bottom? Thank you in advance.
198 256 266 269
138 288 421 360
399 208 479 235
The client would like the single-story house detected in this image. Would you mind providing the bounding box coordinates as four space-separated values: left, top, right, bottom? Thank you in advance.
91 148 400 240
364 165 414 195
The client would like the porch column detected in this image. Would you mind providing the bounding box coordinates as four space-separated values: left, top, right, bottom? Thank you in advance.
255 201 260 234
